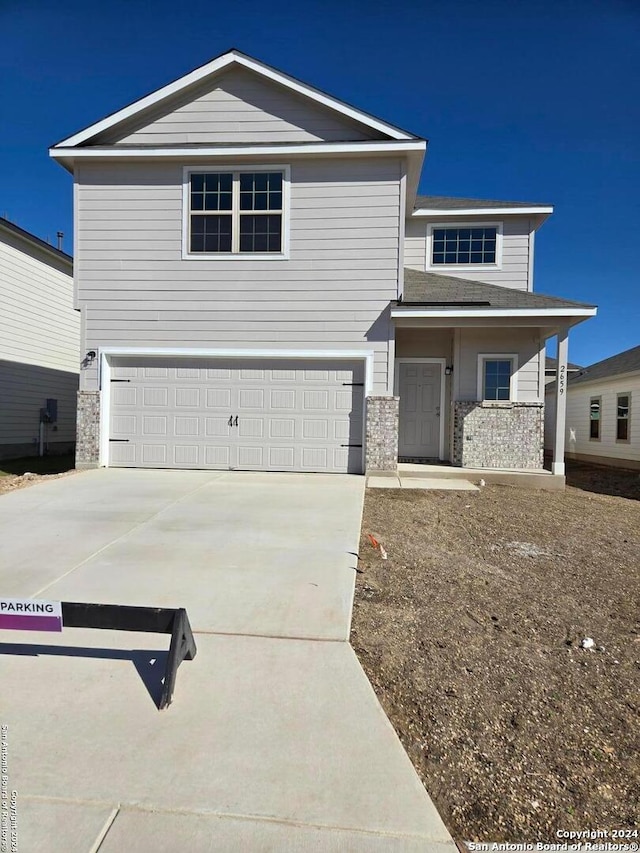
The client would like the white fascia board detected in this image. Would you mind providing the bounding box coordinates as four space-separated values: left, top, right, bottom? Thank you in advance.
412 206 553 217
50 140 426 162
52 51 416 149
391 307 597 319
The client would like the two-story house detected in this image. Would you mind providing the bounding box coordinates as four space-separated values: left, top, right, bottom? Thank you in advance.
0 218 79 460
50 49 596 480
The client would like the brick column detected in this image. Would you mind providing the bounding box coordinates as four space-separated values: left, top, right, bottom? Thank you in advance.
365 396 399 472
76 391 101 469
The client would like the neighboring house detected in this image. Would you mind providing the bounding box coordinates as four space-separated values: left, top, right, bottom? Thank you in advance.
545 345 640 470
49 49 597 478
0 218 79 461
544 356 581 385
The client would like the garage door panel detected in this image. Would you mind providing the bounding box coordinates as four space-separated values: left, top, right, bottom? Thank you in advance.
142 416 167 436
111 443 136 465
175 388 200 407
204 446 231 466
142 445 167 464
174 445 199 466
109 356 364 473
112 415 137 436
142 388 167 406
174 416 200 436
205 417 232 437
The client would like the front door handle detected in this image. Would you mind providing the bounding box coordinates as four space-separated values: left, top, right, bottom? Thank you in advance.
228 416 233 427
435 406 441 417
234 416 238 427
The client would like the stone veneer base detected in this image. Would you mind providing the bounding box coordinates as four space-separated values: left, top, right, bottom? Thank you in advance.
452 401 544 469
365 396 399 472
76 391 101 468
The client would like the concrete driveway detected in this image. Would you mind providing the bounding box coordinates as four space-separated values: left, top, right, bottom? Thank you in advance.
1 468 364 640
0 470 454 852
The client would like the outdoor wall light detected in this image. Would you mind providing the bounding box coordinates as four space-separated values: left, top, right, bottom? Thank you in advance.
83 350 97 367
445 365 454 375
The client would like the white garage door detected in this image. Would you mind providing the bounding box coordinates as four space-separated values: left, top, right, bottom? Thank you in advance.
109 357 364 474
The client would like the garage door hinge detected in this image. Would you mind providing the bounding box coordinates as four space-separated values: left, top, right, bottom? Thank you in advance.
109 439 130 442
342 382 364 386
111 379 131 383
341 444 363 448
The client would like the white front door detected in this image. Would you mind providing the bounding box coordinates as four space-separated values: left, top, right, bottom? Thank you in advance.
398 362 442 458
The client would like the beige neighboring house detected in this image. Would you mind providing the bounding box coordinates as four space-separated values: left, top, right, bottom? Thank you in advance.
0 218 79 460
545 345 640 470
49 48 597 480
544 355 581 385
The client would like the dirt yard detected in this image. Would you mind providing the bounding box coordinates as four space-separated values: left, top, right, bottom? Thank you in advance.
351 463 640 843
0 454 76 496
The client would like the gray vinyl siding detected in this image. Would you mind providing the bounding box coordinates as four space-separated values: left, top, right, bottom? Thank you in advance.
545 374 640 463
0 359 78 456
94 68 382 146
0 228 79 456
404 216 532 291
0 232 78 373
75 157 401 394
456 328 543 402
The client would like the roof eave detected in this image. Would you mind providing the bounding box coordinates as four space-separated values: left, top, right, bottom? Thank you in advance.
0 219 73 266
566 368 640 389
411 206 554 219
51 49 420 150
391 307 597 326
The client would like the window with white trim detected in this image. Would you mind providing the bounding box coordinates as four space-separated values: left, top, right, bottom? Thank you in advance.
616 393 630 442
478 355 517 401
589 397 601 440
187 169 285 255
432 226 497 266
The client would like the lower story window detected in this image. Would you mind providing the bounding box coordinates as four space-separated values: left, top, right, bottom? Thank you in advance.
616 393 630 441
480 356 515 401
589 397 601 439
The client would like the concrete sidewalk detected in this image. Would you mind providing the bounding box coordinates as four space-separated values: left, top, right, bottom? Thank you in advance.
0 469 455 851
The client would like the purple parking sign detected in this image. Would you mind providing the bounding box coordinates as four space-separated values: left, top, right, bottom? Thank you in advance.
0 598 63 632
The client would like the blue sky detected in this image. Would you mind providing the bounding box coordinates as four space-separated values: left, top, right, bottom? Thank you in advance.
1 0 638 366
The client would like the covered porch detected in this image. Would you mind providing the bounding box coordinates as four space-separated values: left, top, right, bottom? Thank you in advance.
365 270 597 485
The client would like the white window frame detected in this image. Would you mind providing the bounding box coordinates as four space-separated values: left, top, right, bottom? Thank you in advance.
426 221 503 272
615 392 630 444
182 164 291 260
477 353 518 402
589 395 602 442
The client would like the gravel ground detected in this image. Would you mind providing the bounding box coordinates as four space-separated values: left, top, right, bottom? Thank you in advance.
0 454 76 495
351 464 640 843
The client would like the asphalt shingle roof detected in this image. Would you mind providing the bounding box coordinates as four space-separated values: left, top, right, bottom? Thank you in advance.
0 217 73 263
567 344 640 386
399 268 595 311
413 195 550 211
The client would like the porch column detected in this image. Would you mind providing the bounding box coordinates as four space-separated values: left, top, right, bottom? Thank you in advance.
552 326 569 475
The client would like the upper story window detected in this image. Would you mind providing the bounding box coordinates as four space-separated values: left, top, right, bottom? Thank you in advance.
184 167 288 258
478 354 517 401
427 223 502 270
